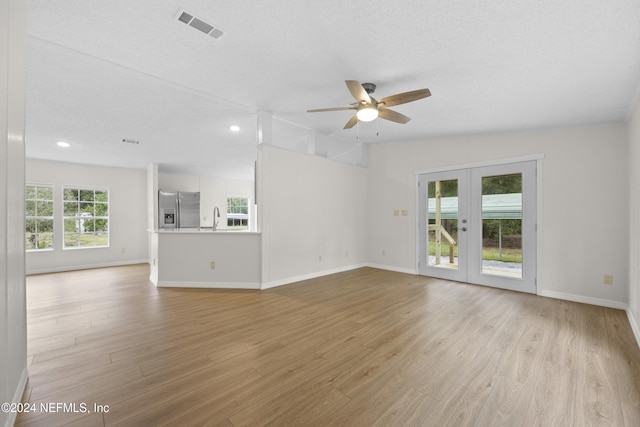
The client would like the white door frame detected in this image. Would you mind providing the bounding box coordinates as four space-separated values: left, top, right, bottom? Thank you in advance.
415 154 544 294
417 168 469 282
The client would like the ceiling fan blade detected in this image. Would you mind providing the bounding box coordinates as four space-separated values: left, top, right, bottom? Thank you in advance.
378 108 411 124
345 80 371 104
378 88 431 108
343 114 359 129
307 106 357 113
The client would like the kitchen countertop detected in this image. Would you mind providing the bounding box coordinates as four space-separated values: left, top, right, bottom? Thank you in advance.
151 228 260 235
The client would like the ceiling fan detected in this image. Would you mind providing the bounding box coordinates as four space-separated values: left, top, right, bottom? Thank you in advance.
307 80 431 129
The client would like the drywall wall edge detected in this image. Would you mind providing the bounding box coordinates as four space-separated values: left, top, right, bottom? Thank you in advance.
3 367 28 427
627 307 640 350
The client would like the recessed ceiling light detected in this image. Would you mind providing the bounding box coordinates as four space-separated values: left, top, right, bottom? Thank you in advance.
230 125 240 132
56 141 70 148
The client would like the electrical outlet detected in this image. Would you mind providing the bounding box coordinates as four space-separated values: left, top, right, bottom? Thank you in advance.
210 261 216 269
345 250 349 257
382 250 386 256
121 247 126 254
393 210 399 216
604 274 613 285
401 210 407 216
318 255 322 262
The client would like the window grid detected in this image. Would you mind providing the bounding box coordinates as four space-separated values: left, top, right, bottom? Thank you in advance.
227 197 249 229
63 187 109 249
25 184 54 251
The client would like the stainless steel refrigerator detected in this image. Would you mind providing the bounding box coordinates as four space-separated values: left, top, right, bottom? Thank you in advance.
158 190 200 229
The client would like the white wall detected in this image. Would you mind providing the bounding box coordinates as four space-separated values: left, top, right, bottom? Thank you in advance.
628 99 640 335
25 159 149 274
1 1 28 426
158 172 200 192
259 145 368 288
155 232 261 288
147 163 158 231
367 124 629 306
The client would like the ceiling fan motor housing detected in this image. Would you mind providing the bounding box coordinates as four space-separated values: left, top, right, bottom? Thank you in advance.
362 83 376 94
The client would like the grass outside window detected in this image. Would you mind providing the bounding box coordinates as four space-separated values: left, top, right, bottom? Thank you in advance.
63 187 109 249
25 184 54 251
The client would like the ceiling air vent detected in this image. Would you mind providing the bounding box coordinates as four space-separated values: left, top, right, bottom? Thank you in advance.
176 10 225 40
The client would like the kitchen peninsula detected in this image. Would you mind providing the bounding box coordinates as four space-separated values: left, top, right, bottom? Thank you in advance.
148 167 260 289
149 228 261 289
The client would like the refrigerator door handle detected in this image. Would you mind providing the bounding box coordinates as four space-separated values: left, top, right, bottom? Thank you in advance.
176 198 180 229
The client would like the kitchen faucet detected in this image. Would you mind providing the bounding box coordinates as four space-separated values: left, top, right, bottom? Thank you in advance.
213 206 220 231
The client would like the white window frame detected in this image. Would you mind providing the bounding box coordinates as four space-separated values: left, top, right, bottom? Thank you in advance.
62 186 110 250
227 196 249 230
25 183 55 252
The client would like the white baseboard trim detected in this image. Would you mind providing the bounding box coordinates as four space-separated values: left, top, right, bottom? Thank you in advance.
156 281 261 290
537 289 628 310
538 290 640 349
26 259 149 276
261 263 367 290
4 367 28 427
626 308 640 350
366 263 417 275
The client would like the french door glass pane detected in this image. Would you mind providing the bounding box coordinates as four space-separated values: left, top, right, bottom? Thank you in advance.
481 173 522 278
427 179 459 269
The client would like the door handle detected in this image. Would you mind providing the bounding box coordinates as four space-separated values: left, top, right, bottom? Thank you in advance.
460 227 467 232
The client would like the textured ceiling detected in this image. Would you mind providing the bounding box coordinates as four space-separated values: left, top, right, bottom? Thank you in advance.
25 0 640 180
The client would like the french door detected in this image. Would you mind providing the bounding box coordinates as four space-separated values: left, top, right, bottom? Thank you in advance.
418 161 537 294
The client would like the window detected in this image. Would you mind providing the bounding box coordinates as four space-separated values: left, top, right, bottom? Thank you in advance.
227 197 249 229
63 187 109 248
25 184 54 251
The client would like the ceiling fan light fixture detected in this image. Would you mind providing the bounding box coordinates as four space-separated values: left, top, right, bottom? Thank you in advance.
308 80 430 129
356 106 378 122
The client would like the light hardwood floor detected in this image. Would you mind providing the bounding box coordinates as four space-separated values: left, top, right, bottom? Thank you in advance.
15 264 640 426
